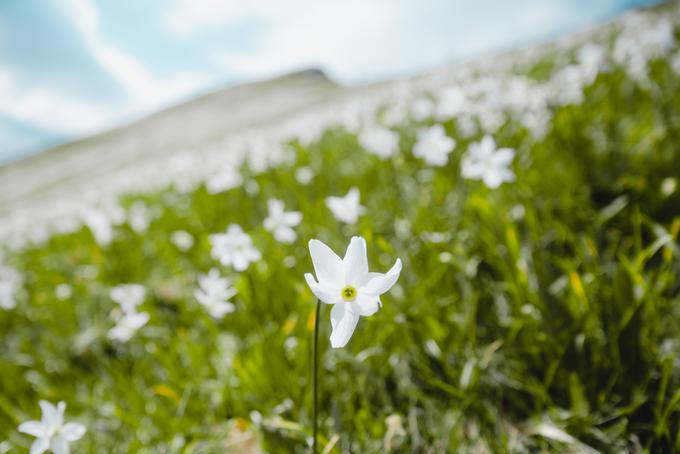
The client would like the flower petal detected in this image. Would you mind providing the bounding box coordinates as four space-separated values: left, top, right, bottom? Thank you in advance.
39 400 63 428
304 273 339 305
355 294 380 316
329 303 360 348
60 422 86 441
18 421 46 438
282 211 302 226
308 239 343 287
492 148 515 166
359 258 402 296
343 236 368 284
51 435 69 454
30 438 49 454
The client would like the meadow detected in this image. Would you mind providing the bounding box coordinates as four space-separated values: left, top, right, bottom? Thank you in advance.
1 6 680 453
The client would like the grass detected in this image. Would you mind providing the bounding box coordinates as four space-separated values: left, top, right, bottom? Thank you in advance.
1 21 680 454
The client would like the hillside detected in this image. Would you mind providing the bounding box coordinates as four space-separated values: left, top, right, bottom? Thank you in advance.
0 2 679 453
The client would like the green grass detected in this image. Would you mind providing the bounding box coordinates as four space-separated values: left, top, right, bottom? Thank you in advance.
2 36 680 454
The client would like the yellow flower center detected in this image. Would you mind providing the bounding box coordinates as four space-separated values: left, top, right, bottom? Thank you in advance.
341 285 357 301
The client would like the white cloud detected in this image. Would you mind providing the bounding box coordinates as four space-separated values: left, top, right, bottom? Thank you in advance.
60 0 210 111
193 0 616 84
0 0 214 142
0 67 114 135
163 0 290 37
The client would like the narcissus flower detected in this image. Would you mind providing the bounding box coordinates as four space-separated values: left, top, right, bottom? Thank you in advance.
461 135 515 188
194 268 237 319
18 400 86 454
304 236 402 348
325 188 365 224
358 125 400 159
108 283 149 342
413 125 455 166
264 198 302 244
110 284 145 313
210 224 261 271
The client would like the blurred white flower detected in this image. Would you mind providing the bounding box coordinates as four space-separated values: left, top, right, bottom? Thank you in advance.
264 199 302 244
128 201 150 233
108 284 148 342
358 125 400 159
577 43 606 77
206 167 243 194
194 268 237 319
110 284 146 314
18 400 86 454
304 236 402 348
82 209 113 246
661 177 677 196
55 284 73 301
295 166 315 185
171 230 194 252
461 135 515 188
325 188 365 224
108 311 150 342
0 280 16 310
210 225 261 271
0 265 21 310
436 86 467 120
410 96 434 121
413 125 456 166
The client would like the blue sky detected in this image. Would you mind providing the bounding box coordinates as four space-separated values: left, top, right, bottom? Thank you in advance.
0 0 665 163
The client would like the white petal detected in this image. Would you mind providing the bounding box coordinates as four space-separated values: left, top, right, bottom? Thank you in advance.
308 239 343 287
359 258 402 296
355 294 380 316
39 401 63 428
483 169 504 189
343 236 368 284
18 421 46 438
274 226 297 244
282 211 302 226
329 303 360 348
60 422 86 441
492 148 515 166
304 274 339 305
51 435 69 454
30 438 49 454
232 254 248 271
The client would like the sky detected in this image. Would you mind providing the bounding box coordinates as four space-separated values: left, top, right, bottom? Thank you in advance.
0 0 665 164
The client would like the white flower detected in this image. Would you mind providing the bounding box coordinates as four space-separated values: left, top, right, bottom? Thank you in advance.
295 166 315 185
108 311 150 342
210 224 261 271
358 125 400 159
461 135 515 188
128 201 150 233
171 230 194 252
0 265 22 310
55 284 73 301
304 236 402 348
206 167 243 194
194 268 237 319
18 400 86 454
435 86 467 120
0 280 16 310
263 199 302 244
410 96 434 121
412 125 455 166
82 209 113 246
325 188 365 224
110 284 146 314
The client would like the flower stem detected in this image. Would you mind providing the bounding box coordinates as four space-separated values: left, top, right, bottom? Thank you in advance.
312 299 321 454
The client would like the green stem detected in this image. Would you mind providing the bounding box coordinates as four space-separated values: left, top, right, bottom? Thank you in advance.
312 299 321 454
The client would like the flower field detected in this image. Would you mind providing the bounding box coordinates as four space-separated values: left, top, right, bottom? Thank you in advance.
1 4 680 453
